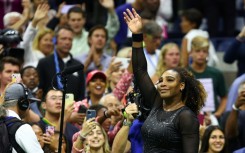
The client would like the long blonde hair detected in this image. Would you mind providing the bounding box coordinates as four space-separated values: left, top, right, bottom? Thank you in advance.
89 122 111 153
156 43 180 77
32 28 54 52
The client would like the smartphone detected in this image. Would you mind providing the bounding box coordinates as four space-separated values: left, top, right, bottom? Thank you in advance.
114 57 130 69
61 5 75 14
78 105 87 114
198 114 205 125
65 93 74 108
12 73 21 83
86 109 96 120
46 125 55 136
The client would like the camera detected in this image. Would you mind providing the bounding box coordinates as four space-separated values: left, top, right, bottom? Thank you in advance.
125 78 151 120
0 28 24 62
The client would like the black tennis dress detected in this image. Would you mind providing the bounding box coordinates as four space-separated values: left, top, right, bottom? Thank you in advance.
132 44 199 153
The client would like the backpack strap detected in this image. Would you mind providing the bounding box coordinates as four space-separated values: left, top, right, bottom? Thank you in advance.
5 117 26 153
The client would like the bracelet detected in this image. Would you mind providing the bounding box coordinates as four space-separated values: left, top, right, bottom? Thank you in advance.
79 133 86 141
104 110 109 118
132 34 143 42
232 104 239 111
123 119 132 127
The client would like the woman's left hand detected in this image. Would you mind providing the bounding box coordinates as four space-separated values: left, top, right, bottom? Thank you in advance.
123 8 143 34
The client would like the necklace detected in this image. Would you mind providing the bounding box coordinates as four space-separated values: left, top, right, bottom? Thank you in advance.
163 102 184 111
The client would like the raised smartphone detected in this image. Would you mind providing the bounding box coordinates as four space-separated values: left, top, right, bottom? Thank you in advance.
86 109 96 120
198 114 205 125
65 93 74 108
12 73 21 83
114 57 130 69
46 125 55 136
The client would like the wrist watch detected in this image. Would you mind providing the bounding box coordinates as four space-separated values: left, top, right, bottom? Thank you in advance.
123 119 132 127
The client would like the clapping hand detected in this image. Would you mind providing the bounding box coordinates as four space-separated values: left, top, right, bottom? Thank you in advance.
123 8 143 34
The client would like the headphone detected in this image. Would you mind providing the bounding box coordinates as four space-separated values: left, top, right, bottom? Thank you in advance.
17 83 30 111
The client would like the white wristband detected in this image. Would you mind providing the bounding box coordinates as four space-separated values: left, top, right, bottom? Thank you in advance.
232 104 239 111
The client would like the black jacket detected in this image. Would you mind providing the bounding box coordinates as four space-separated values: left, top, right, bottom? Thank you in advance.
37 53 85 101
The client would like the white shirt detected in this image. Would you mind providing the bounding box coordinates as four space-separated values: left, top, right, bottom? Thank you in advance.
143 48 160 77
7 110 44 153
18 23 47 68
184 29 219 67
70 29 89 57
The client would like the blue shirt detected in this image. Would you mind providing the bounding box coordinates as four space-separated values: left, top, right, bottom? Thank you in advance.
75 52 112 73
234 147 245 153
226 73 245 111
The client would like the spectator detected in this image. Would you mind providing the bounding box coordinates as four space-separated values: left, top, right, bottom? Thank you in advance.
72 119 111 153
37 25 85 101
99 93 123 126
226 74 245 112
19 4 50 67
224 26 245 77
180 8 219 67
21 66 42 118
0 83 44 152
188 36 227 119
68 70 107 129
31 122 56 153
114 0 144 50
151 42 180 83
225 81 245 152
39 88 78 152
112 103 139 153
30 28 54 66
82 70 107 106
199 125 226 153
76 25 112 73
142 21 162 77
1 0 26 29
0 57 21 98
66 6 89 56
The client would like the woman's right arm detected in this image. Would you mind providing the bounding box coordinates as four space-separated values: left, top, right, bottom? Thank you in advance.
124 8 158 110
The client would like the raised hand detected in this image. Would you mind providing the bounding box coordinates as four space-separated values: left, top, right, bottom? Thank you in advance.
99 0 114 10
125 103 139 122
123 8 143 34
56 2 66 18
107 108 121 117
32 4 50 27
80 118 97 137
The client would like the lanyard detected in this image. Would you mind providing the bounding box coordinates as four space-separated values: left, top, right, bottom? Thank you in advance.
54 49 63 89
143 48 157 69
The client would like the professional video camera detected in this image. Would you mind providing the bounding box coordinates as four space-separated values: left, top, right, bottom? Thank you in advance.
0 28 24 62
